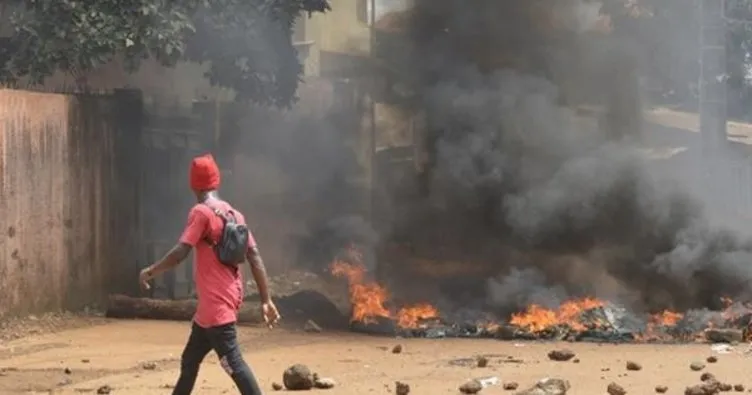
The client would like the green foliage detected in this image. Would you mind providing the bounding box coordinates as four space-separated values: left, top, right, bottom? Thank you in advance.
0 0 330 106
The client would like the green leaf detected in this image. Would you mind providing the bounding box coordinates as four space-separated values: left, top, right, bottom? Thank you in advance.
0 0 331 106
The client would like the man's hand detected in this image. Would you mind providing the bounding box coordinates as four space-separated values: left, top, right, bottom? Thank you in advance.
262 300 281 328
139 267 153 290
138 243 192 291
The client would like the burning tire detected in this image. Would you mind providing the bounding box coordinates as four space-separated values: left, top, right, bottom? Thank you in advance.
349 316 397 336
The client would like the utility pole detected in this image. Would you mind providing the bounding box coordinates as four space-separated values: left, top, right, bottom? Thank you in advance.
699 0 728 155
368 0 377 223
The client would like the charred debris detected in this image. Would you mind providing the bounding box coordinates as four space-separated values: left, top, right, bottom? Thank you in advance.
348 303 752 343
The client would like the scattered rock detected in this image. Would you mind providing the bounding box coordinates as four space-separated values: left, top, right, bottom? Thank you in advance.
685 380 723 395
572 358 580 364
734 384 744 391
655 385 668 393
81 359 90 363
706 356 718 363
96 385 112 394
314 377 336 389
271 382 283 391
477 356 489 368
283 364 315 390
719 383 732 391
303 320 322 333
700 372 716 382
690 362 706 371
503 382 519 390
477 377 500 387
516 378 570 395
607 382 626 395
392 344 403 354
625 361 642 371
459 379 483 394
142 361 158 370
58 377 73 386
684 385 705 395
548 349 576 362
395 381 410 395
64 367 72 375
705 328 743 343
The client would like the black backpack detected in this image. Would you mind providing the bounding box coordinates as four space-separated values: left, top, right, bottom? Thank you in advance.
203 203 250 267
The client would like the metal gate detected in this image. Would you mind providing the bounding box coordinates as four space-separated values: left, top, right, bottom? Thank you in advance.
140 105 208 299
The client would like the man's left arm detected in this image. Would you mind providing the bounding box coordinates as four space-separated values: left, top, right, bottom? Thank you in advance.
246 246 271 303
243 229 280 326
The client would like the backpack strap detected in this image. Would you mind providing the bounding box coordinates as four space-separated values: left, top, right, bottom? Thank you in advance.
201 201 226 246
199 200 240 246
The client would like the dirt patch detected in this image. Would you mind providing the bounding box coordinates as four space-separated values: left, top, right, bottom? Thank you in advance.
2 320 751 394
0 311 109 343
0 367 123 392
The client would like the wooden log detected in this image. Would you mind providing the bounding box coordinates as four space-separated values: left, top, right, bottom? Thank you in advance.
106 294 263 324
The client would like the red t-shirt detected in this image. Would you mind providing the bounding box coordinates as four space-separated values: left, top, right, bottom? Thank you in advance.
179 199 256 328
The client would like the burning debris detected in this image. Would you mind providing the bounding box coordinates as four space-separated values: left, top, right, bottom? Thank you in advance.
330 258 440 330
330 248 752 343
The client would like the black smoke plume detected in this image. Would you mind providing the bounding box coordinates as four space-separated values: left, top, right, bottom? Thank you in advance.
373 0 752 316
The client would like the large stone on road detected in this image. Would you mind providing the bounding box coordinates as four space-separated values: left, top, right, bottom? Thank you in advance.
515 378 570 395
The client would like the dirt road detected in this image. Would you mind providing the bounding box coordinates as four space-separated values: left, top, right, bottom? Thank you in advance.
1 319 750 394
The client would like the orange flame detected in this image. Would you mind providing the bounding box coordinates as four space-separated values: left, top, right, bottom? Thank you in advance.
637 310 685 341
510 298 605 332
330 259 439 328
396 303 440 328
331 248 748 339
650 310 684 326
330 260 390 323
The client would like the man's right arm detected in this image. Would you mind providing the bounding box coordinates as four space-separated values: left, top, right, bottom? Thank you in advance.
141 206 206 285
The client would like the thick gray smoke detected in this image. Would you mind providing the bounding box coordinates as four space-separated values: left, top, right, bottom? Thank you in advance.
383 0 752 315
488 267 568 310
222 88 369 274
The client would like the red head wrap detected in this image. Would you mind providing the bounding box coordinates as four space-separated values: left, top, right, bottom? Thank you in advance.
189 154 221 191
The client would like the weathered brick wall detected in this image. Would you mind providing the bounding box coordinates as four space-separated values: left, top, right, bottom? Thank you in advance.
0 89 142 317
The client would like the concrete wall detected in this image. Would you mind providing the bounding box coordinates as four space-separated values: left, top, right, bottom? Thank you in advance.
294 0 372 77
309 0 371 54
0 89 142 316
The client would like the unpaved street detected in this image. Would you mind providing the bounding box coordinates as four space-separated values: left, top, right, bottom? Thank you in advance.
0 319 750 394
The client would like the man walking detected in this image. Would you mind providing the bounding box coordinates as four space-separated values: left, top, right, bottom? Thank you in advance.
139 153 280 395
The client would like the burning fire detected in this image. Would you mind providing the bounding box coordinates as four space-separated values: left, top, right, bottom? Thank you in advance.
330 259 439 328
510 298 605 332
636 310 685 341
330 247 751 341
650 310 684 326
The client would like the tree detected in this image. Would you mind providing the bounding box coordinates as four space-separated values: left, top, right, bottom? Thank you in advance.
0 0 330 106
